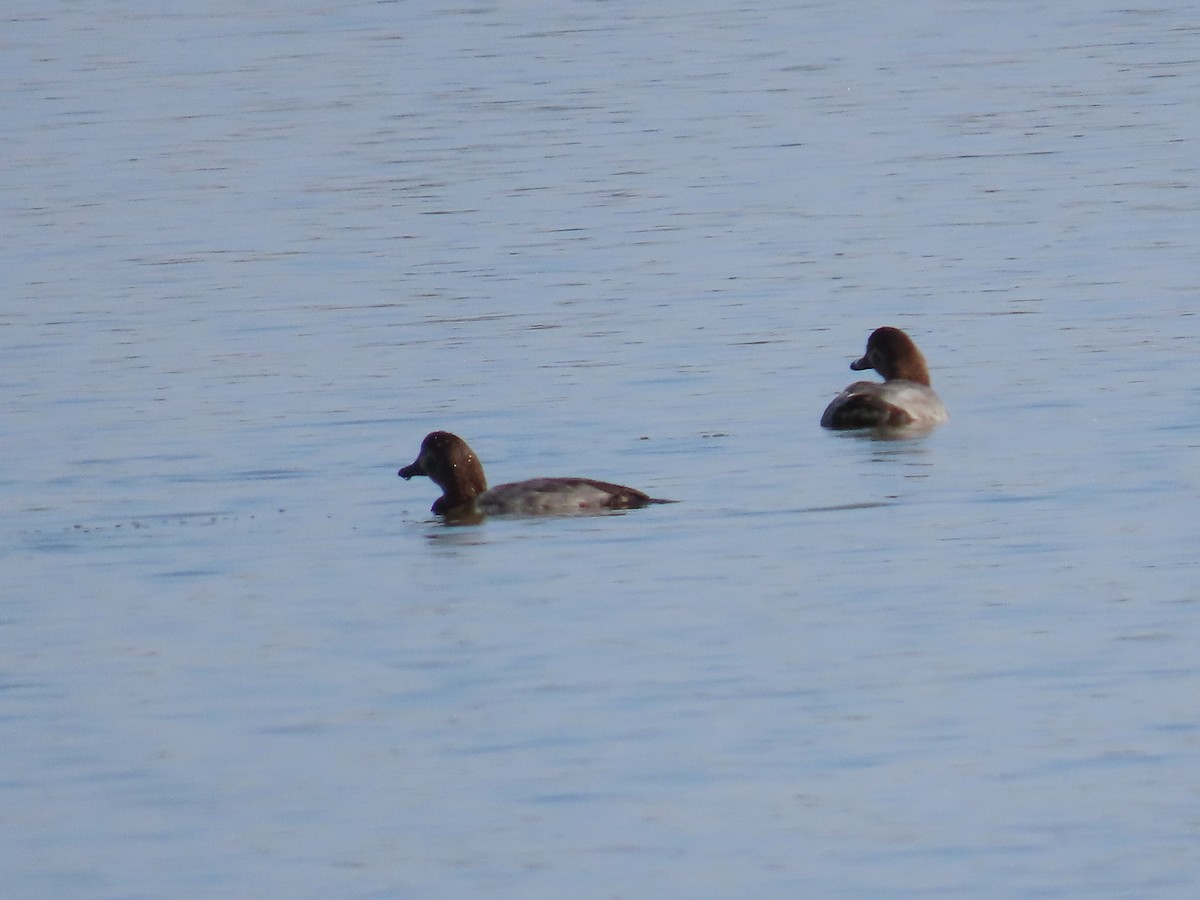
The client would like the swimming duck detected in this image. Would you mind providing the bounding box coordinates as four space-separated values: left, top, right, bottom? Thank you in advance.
820 326 948 430
398 431 673 519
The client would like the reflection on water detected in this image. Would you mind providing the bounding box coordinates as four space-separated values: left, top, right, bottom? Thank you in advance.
4 1 1200 898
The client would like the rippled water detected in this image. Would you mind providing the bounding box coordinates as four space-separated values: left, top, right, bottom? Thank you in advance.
4 1 1200 897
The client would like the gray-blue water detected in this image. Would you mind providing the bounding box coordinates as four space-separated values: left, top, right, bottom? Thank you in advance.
4 1 1199 897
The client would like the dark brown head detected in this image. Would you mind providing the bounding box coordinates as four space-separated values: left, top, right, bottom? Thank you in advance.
398 431 488 514
850 326 933 385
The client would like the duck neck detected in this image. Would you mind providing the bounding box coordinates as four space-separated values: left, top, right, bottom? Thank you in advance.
893 356 932 385
431 465 487 514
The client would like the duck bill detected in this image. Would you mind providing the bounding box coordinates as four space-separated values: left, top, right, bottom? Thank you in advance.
398 459 426 480
850 355 870 371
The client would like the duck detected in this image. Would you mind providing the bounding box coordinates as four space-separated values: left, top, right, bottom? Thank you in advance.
820 326 948 431
398 431 674 519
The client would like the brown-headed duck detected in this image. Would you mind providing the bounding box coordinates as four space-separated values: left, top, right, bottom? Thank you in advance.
821 326 948 431
398 431 674 520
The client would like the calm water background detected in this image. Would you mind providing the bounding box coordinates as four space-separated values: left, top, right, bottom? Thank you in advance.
3 1 1199 896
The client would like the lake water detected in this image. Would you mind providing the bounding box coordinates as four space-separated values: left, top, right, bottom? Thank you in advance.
3 1 1199 897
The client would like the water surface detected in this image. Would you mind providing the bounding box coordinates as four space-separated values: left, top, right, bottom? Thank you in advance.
3 1 1199 897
